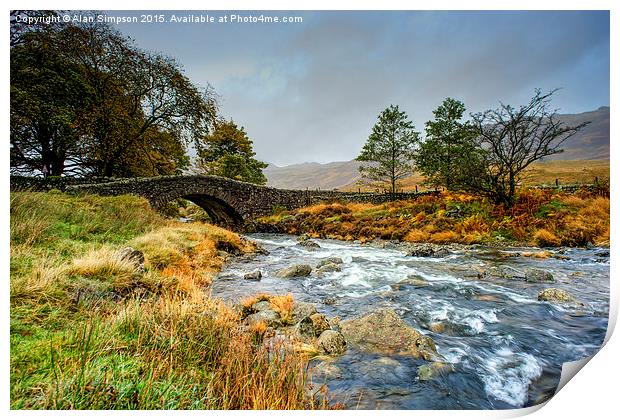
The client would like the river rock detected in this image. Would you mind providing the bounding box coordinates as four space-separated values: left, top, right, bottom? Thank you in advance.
323 296 337 306
251 300 273 312
317 330 347 355
340 308 437 360
298 240 320 249
329 316 341 329
245 309 280 326
525 268 555 283
115 247 145 272
254 245 270 256
292 302 317 322
315 262 342 276
243 270 262 280
275 264 312 278
405 244 450 258
296 313 331 338
317 257 344 268
428 322 446 334
538 288 582 305
310 313 331 332
394 275 430 288
417 362 454 381
313 360 343 379
481 265 525 280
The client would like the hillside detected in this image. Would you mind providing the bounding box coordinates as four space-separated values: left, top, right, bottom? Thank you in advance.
265 160 361 190
265 107 610 191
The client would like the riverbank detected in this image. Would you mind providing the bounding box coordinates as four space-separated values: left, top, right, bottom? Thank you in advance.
255 189 609 248
10 192 331 409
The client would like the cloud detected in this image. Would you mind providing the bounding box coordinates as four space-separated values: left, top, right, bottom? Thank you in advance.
114 10 610 165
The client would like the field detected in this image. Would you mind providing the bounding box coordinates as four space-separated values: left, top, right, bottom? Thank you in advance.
10 192 330 409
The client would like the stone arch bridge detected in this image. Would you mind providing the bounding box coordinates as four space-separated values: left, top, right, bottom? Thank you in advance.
11 175 432 228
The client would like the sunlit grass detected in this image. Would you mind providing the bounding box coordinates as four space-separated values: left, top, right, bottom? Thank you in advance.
10 191 329 409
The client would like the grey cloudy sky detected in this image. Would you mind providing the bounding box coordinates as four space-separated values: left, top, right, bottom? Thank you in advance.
111 10 610 166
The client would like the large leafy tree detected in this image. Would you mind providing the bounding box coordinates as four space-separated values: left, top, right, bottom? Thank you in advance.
57 22 218 177
416 98 479 190
10 18 218 178
356 105 419 196
466 89 589 207
197 120 268 185
10 32 93 176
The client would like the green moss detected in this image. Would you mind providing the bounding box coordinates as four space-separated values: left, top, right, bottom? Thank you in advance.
534 199 567 218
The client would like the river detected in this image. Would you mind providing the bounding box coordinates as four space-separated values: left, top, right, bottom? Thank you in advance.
210 233 609 409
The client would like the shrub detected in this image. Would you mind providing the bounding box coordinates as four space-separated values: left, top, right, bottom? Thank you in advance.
533 229 561 247
269 294 295 324
429 231 460 244
404 228 430 243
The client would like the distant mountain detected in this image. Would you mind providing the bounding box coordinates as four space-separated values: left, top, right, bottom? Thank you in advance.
548 106 609 161
264 160 361 190
264 107 610 190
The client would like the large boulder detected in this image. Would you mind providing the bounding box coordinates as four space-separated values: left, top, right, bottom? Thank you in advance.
275 264 312 278
317 330 347 355
538 288 582 305
525 268 555 283
340 308 437 360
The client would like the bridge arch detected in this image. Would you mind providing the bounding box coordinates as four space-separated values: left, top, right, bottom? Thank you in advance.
175 193 244 227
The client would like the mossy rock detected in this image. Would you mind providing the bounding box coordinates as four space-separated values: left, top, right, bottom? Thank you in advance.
275 264 312 278
538 288 582 305
340 308 437 360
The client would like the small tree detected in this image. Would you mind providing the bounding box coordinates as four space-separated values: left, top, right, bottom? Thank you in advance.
356 105 419 196
198 120 268 185
468 89 589 207
416 98 479 190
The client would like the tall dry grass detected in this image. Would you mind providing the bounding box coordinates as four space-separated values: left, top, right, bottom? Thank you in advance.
11 192 325 410
258 189 610 247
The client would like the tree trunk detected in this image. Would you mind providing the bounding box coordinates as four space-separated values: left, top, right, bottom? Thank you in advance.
507 172 517 207
50 155 65 176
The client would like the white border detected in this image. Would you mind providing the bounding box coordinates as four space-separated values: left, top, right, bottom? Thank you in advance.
2 1 617 419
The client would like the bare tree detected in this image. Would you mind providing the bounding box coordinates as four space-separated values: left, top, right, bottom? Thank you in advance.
468 89 589 207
